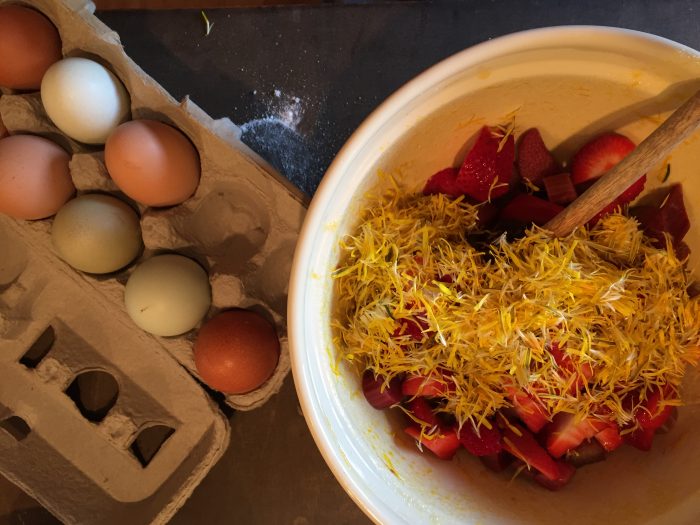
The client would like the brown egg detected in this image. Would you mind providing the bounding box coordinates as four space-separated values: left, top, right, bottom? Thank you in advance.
194 310 280 394
0 135 74 220
105 120 200 207
0 5 62 90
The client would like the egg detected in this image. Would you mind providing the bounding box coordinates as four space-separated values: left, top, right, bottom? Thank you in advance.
105 119 200 207
194 310 280 394
0 5 62 90
124 254 211 337
51 194 142 274
0 135 74 220
41 57 130 144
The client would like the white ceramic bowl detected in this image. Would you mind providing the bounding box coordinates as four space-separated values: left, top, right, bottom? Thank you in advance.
289 26 700 525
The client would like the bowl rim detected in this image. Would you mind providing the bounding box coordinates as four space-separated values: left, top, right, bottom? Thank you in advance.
288 25 700 524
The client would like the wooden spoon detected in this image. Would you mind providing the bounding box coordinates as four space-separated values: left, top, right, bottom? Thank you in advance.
545 88 700 237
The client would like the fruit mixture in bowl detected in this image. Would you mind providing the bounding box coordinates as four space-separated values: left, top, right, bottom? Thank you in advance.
332 123 700 490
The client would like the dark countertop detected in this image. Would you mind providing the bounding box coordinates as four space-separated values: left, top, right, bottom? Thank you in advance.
5 2 700 524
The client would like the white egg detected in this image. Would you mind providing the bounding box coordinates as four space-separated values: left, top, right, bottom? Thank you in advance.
124 254 211 337
41 57 130 144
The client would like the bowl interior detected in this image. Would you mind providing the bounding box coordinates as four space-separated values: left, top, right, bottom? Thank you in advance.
291 27 700 525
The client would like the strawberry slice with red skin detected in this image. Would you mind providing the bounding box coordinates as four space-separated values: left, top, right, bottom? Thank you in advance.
625 426 657 451
624 385 675 451
505 386 550 433
543 172 577 205
499 194 563 227
458 421 503 456
531 460 576 491
402 372 455 398
361 370 404 409
593 424 623 452
456 126 515 202
423 167 462 197
406 397 440 428
517 128 561 185
404 425 461 460
570 132 636 186
545 412 612 458
502 423 560 481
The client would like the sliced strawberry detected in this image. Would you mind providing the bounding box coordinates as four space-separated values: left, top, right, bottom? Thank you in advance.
499 194 563 227
570 132 636 186
593 424 623 452
636 386 675 432
531 460 576 491
456 126 515 202
406 397 440 428
402 372 454 397
545 412 608 458
458 421 503 456
547 343 594 394
505 386 550 433
423 167 461 197
623 385 675 451
502 423 560 481
404 425 461 460
480 451 514 472
361 370 404 409
516 128 561 185
542 172 577 205
625 427 655 451
588 174 646 225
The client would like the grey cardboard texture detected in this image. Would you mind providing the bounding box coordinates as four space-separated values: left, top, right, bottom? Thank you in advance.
0 0 308 523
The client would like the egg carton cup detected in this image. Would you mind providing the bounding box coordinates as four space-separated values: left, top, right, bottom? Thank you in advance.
0 0 308 522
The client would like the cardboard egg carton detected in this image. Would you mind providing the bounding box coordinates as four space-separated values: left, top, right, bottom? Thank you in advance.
0 0 308 522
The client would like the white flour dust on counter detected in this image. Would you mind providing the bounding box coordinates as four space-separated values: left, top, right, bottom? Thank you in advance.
239 89 324 196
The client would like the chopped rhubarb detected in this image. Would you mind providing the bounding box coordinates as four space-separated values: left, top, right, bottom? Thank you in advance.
423 167 461 197
480 451 515 472
517 128 561 185
456 126 515 202
499 194 563 227
567 439 606 467
531 460 576 491
404 425 461 460
632 183 690 248
361 370 404 409
542 172 577 205
458 421 503 456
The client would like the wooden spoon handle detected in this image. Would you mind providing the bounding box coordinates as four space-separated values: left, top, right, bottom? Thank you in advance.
545 88 700 237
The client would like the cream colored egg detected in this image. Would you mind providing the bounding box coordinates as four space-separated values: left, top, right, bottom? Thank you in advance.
51 194 142 274
124 254 211 337
41 57 130 144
